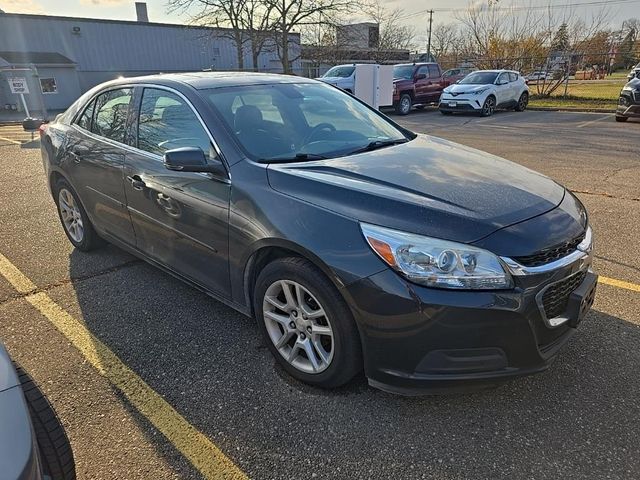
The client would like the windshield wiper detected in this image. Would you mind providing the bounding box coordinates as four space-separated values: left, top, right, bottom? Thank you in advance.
346 138 409 156
258 152 329 163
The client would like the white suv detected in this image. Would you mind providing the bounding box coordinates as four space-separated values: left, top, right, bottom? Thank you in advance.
439 70 529 116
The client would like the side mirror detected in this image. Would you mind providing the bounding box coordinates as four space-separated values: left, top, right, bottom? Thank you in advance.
164 147 227 177
415 73 427 80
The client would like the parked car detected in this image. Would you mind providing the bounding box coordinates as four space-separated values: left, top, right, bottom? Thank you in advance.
0 343 75 479
392 62 445 115
41 73 597 394
441 67 474 86
439 70 529 116
616 77 640 122
317 64 356 93
525 71 554 82
627 63 640 81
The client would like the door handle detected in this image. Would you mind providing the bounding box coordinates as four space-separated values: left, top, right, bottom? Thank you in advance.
126 175 146 190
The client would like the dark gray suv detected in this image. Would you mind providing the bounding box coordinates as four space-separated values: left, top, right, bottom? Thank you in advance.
41 73 597 394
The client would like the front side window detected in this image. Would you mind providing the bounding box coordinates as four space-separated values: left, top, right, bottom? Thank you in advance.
137 88 213 158
427 65 440 78
204 82 410 161
393 65 415 80
496 73 509 84
92 88 133 143
509 72 518 82
416 66 429 78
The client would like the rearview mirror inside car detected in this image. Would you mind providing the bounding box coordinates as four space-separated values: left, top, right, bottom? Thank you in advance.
164 147 226 177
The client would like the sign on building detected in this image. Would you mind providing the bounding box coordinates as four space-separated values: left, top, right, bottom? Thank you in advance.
8 77 30 94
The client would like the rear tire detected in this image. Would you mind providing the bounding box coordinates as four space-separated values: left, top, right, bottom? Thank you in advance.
54 178 104 251
394 94 412 115
254 257 362 388
17 365 76 480
515 92 529 111
615 115 628 122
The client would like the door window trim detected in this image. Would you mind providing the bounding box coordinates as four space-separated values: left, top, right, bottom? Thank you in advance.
71 83 229 180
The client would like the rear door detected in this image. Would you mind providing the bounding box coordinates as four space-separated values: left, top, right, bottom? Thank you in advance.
124 86 231 297
66 87 136 245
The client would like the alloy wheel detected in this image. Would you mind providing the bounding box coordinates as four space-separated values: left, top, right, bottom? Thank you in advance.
58 188 84 243
400 96 412 114
483 97 495 116
262 280 334 374
518 93 528 111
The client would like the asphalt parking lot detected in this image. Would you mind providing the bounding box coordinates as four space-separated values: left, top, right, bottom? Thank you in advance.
0 109 639 480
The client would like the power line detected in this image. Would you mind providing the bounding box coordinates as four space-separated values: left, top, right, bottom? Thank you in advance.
397 0 640 21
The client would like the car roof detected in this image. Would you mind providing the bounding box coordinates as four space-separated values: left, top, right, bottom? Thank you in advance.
394 63 438 67
472 69 517 74
99 71 318 91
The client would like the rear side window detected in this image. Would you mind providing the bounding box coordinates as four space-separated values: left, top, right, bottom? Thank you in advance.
428 65 440 78
76 99 96 131
509 72 518 82
137 88 213 158
91 88 133 143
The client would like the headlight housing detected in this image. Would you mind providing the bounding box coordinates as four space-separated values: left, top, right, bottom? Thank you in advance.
471 87 490 95
361 223 513 290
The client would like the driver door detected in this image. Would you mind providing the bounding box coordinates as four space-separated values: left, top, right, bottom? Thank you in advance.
494 72 511 106
124 86 231 297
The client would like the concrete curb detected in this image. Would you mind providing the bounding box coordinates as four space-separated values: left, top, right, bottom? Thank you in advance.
528 106 616 114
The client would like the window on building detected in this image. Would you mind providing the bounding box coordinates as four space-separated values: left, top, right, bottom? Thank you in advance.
137 88 213 158
40 78 57 94
91 88 133 144
75 99 96 131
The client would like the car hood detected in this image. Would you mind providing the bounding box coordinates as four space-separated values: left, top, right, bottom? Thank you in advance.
318 77 349 84
267 135 565 244
444 84 490 95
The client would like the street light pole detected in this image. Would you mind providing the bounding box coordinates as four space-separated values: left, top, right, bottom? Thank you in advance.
426 10 434 61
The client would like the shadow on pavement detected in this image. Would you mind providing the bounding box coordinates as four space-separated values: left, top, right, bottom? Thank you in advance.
66 248 640 480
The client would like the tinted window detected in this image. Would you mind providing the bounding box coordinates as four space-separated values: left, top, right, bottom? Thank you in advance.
76 99 96 131
509 72 518 82
92 88 132 143
416 66 429 77
427 65 440 78
137 88 213 158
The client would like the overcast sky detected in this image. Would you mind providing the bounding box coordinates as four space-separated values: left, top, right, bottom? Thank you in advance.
1 0 636 43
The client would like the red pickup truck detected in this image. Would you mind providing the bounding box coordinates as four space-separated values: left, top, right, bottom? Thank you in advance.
392 63 446 115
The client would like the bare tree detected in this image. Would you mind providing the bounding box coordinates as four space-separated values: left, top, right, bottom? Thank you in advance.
263 0 356 74
168 0 273 71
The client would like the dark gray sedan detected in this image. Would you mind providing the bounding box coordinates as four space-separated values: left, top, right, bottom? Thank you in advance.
41 73 596 394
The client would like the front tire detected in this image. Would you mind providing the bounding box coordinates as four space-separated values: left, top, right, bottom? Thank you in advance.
17 365 76 480
515 92 529 111
394 94 413 115
481 96 496 117
54 179 104 251
254 257 362 388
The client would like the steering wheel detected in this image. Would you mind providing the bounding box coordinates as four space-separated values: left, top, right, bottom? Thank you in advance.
303 123 336 145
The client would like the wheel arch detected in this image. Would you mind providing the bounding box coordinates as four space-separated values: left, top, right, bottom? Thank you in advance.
242 239 345 318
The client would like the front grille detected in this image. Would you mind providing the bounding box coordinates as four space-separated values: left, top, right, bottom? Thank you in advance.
542 270 587 319
513 233 584 267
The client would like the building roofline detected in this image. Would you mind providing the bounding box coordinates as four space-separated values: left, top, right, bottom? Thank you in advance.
0 12 301 38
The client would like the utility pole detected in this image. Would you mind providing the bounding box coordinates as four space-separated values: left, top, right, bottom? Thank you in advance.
426 10 434 61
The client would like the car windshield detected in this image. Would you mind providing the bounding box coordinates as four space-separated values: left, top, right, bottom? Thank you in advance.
459 72 499 85
203 82 411 162
393 65 415 80
323 66 355 78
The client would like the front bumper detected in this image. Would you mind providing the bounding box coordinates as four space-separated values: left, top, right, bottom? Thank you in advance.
617 91 640 118
343 260 597 395
438 96 482 112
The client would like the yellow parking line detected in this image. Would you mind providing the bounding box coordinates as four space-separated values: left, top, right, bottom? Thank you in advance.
0 136 22 145
0 253 247 480
599 276 640 293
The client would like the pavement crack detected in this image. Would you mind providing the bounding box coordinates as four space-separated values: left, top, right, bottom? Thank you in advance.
0 259 142 305
571 189 640 202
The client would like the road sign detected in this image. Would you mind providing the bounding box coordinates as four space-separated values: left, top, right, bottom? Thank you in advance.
8 77 30 94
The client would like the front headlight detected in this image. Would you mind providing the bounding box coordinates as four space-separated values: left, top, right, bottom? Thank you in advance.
360 223 513 290
471 87 489 95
